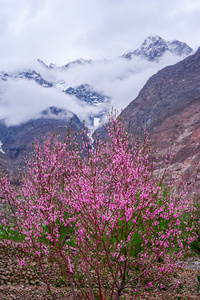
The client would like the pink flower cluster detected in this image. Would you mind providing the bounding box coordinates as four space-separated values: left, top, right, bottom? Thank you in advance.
0 111 197 300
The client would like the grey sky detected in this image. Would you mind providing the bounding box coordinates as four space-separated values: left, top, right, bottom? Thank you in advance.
0 0 200 68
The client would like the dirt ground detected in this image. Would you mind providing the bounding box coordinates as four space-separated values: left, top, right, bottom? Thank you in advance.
0 263 200 300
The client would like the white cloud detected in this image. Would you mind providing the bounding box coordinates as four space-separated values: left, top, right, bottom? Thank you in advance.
0 49 185 128
0 76 110 128
37 52 184 112
0 79 80 126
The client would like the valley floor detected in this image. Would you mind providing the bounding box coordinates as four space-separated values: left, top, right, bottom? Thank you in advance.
0 264 200 299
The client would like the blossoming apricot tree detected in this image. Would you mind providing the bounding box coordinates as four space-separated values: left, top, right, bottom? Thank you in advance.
0 112 197 299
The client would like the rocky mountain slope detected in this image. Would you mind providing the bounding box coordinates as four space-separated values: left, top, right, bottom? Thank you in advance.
0 107 82 175
121 47 200 191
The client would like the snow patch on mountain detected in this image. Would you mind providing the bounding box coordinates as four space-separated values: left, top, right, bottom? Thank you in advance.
0 141 4 154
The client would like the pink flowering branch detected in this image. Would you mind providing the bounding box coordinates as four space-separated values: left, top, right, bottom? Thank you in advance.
0 110 197 300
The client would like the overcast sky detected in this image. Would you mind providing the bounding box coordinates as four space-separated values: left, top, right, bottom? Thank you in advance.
0 0 200 68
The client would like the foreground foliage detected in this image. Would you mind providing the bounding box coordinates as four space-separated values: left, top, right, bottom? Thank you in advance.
0 113 197 299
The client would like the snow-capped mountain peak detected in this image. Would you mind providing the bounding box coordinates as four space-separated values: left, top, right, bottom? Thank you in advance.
122 35 193 61
37 58 92 70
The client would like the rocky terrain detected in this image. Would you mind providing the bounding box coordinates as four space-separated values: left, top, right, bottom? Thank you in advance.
0 240 200 299
121 47 200 192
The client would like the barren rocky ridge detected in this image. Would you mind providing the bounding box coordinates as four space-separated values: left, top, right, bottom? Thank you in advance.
121 47 200 193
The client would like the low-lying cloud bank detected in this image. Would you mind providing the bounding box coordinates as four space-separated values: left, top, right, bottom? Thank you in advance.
0 52 188 129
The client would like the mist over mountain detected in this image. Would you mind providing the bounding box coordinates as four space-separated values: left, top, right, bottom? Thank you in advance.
0 106 82 175
0 36 192 129
0 36 195 173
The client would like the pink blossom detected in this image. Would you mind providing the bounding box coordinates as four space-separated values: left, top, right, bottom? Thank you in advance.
0 110 197 300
